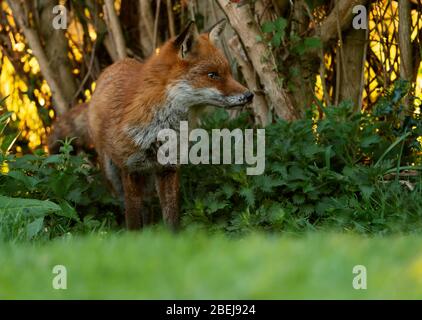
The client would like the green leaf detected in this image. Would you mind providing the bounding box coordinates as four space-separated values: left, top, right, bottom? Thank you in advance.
288 166 308 181
42 154 64 166
49 173 79 198
262 21 275 33
292 42 306 55
375 132 411 167
274 17 287 32
221 184 235 198
271 32 282 47
239 188 255 207
0 95 10 107
293 194 305 205
254 175 283 193
304 37 322 49
268 206 285 224
361 135 381 148
7 171 39 189
359 185 374 200
26 217 44 240
0 196 62 218
58 199 80 222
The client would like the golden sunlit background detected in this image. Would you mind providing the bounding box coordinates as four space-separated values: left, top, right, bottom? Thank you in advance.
314 1 422 109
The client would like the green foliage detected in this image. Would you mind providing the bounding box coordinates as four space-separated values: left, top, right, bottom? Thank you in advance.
181 85 421 235
0 97 20 154
262 17 287 47
0 113 120 241
261 15 321 53
372 80 422 164
291 36 322 55
0 150 120 241
0 82 421 241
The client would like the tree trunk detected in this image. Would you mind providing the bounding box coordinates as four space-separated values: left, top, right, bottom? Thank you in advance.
398 0 413 82
338 28 366 109
104 0 127 60
228 36 269 126
288 0 318 115
38 0 77 104
139 0 155 57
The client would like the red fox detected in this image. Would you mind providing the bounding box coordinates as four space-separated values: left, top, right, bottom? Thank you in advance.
49 20 253 230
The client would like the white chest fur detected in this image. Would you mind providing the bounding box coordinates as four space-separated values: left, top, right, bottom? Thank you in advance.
124 81 217 171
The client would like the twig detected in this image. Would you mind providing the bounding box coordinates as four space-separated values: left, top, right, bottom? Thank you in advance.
139 0 155 42
72 41 97 105
104 0 127 60
358 26 369 111
335 47 340 106
167 0 176 38
336 2 347 91
153 0 162 50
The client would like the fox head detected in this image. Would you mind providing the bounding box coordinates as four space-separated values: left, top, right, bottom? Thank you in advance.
154 20 254 109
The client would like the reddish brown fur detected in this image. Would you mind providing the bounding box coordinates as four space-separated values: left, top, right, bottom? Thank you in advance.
48 103 93 154
88 35 247 170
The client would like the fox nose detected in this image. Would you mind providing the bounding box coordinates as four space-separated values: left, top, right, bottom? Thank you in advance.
244 91 254 103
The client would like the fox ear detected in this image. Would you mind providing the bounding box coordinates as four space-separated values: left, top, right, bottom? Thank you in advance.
174 21 198 59
208 19 227 45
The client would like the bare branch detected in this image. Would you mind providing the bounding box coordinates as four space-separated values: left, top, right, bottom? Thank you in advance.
139 0 155 57
104 0 127 60
153 0 162 50
167 0 176 38
398 0 413 81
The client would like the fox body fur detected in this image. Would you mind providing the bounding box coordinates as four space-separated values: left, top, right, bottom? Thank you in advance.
48 102 93 154
49 21 253 230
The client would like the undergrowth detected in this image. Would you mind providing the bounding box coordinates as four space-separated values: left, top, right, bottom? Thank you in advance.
0 81 421 241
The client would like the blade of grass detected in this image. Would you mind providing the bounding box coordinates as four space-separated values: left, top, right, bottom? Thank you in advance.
374 132 411 167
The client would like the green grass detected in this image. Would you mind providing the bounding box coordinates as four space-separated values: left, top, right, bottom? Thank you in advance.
1 230 422 299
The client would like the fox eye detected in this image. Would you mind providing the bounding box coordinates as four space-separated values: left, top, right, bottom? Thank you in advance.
207 72 220 80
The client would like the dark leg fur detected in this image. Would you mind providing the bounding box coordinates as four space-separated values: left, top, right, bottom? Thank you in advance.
121 171 145 230
155 169 180 230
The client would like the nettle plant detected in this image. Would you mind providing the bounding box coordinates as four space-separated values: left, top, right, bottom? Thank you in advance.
181 82 422 235
261 17 321 54
0 105 119 241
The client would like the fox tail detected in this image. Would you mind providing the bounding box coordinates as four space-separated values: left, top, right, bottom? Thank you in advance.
48 103 92 154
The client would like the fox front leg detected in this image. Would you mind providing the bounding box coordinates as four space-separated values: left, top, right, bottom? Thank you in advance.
121 171 145 230
155 169 180 230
